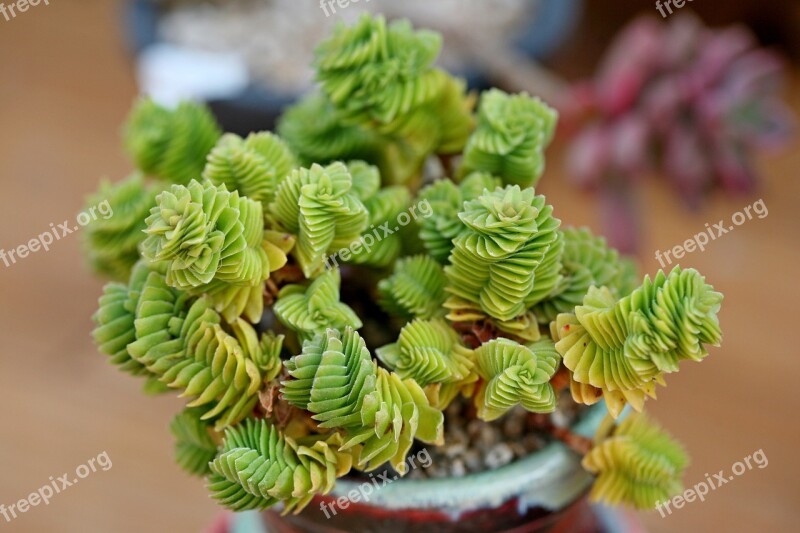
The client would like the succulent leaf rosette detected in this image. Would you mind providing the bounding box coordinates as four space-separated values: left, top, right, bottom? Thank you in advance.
280 14 474 186
82 174 157 280
86 14 724 514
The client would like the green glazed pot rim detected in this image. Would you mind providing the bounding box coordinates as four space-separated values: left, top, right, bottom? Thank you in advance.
329 401 610 516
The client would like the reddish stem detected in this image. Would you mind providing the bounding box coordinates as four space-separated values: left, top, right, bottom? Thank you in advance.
550 366 571 393
528 413 593 456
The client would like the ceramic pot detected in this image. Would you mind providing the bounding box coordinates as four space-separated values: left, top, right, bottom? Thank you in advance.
225 404 614 533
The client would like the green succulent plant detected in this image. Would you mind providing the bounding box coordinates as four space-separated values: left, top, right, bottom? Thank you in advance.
553 267 723 418
203 131 297 210
171 408 219 477
459 89 557 188
89 14 725 515
417 172 501 263
269 162 369 277
141 179 291 322
283 327 443 473
533 227 634 323
124 98 221 185
273 269 362 342
277 93 385 171
82 174 157 280
583 413 688 509
94 262 280 429
378 255 447 320
474 338 560 421
376 318 474 387
208 418 352 513
281 14 473 186
445 185 563 322
92 261 159 378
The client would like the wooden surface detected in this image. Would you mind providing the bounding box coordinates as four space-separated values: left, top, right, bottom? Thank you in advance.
0 2 797 532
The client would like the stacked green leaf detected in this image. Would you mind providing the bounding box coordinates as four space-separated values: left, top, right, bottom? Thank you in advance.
82 174 157 280
142 179 288 322
310 14 473 184
174 317 265 428
417 172 501 263
274 269 362 342
206 229 295 323
534 227 629 323
203 132 297 210
92 261 158 377
171 408 219 476
269 162 369 277
209 419 351 513
523 228 564 308
335 160 411 267
352 186 411 267
583 413 688 509
142 180 267 289
445 185 563 322
489 311 544 343
315 14 471 144
277 93 390 173
553 267 723 417
473 338 559 421
316 14 435 124
124 98 221 184
283 327 444 473
250 330 285 382
378 255 447 320
459 89 557 188
119 268 268 428
416 180 463 263
347 160 382 201
376 319 474 387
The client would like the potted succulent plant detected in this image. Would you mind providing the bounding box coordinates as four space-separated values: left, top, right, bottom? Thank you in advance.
86 14 724 533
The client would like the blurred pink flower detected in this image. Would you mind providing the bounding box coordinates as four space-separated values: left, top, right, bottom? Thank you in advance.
567 14 794 207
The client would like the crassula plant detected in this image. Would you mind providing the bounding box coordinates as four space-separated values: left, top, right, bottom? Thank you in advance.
86 14 723 515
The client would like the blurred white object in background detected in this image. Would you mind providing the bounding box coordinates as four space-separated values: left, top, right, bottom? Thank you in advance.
137 43 249 106
157 0 538 94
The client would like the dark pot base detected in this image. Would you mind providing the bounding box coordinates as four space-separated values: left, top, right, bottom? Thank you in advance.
263 494 603 533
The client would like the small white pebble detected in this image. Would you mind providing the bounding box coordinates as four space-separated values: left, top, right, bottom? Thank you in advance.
485 443 514 469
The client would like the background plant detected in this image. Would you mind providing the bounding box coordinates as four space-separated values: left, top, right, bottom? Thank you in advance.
87 13 723 514
565 14 793 252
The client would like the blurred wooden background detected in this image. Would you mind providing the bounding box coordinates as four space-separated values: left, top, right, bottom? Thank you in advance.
0 1 798 532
